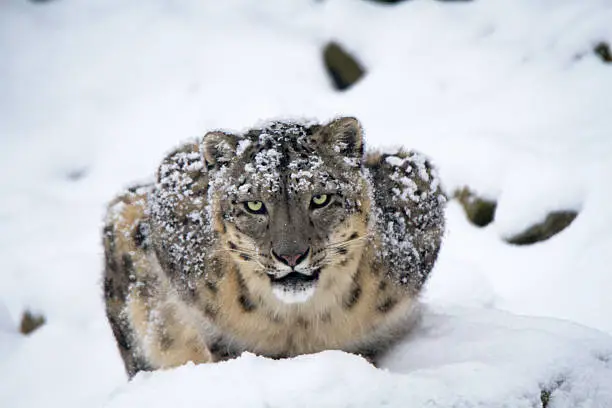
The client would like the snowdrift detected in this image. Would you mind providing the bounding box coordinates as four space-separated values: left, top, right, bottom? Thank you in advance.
105 307 612 408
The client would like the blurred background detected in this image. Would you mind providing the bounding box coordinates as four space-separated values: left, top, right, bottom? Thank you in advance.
1 0 611 406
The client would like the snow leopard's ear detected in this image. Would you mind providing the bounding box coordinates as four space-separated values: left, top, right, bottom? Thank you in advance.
202 131 237 169
314 117 364 160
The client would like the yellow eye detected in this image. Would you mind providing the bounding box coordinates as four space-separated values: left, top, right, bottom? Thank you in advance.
245 201 265 214
311 194 330 208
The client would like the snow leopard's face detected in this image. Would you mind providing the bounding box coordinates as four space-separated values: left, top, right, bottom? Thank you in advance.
204 118 371 305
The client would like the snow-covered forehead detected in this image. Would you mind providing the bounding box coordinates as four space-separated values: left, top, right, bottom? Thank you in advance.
228 122 359 197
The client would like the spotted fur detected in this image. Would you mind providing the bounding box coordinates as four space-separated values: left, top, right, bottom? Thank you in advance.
103 117 446 378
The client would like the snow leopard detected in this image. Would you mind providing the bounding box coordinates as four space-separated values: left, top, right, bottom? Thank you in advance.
102 117 446 378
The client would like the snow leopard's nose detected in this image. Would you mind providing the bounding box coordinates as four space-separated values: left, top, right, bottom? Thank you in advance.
273 247 310 267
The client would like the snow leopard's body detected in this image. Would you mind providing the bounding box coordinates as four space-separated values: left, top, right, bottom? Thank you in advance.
103 117 446 378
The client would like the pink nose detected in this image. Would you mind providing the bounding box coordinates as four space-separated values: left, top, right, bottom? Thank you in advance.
274 248 309 267
280 254 302 267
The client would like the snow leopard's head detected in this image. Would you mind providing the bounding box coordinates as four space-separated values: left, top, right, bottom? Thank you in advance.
204 117 371 305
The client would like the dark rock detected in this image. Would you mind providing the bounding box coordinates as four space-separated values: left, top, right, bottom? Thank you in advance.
455 187 497 227
66 167 88 181
362 0 472 3
540 389 552 408
363 0 407 3
323 42 365 91
506 211 578 245
540 379 564 408
20 310 46 335
594 42 612 64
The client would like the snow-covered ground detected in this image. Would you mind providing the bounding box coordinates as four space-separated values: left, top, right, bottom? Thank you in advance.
1 0 612 407
105 307 612 408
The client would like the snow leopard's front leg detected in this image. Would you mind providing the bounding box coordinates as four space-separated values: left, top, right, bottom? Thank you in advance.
104 185 214 379
365 150 446 295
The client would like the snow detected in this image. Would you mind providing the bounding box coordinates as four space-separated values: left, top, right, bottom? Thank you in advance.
104 307 612 408
1 0 612 407
246 144 284 192
235 139 252 157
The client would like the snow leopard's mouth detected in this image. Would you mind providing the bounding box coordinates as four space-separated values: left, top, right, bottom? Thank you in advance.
269 268 321 304
269 268 321 286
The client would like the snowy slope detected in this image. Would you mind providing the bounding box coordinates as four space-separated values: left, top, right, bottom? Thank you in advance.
104 307 612 408
1 0 612 407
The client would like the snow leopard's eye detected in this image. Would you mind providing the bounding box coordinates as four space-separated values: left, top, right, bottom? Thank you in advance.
310 194 331 209
245 201 266 214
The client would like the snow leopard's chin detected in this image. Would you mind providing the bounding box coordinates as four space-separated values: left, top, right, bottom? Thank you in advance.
269 269 321 304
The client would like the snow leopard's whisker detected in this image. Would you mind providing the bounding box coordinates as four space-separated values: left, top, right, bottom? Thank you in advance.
216 247 268 268
217 246 260 256
325 234 371 249
313 257 335 267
